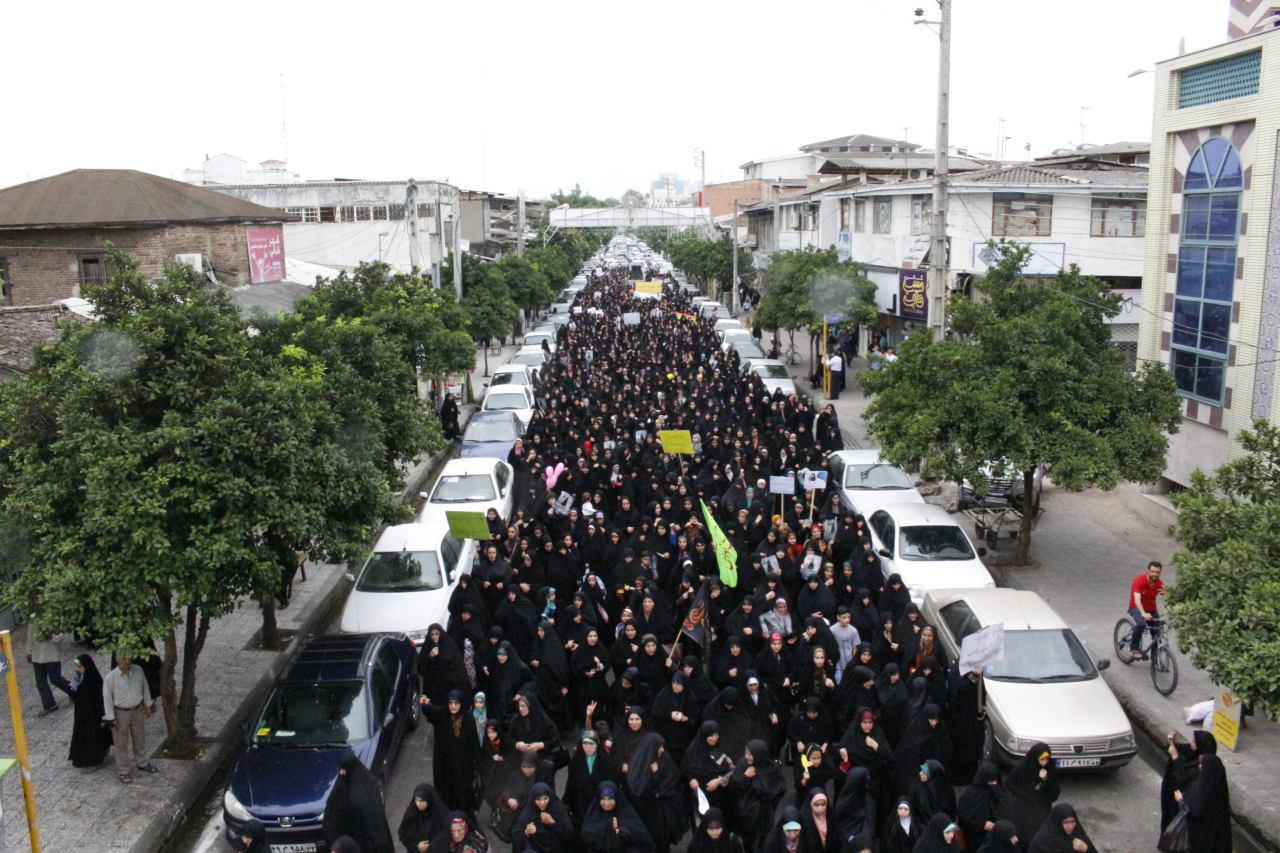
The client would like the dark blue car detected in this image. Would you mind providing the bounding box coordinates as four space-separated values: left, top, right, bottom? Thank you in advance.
459 410 521 459
222 633 419 851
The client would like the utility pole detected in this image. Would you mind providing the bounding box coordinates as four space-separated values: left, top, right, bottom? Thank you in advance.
432 187 443 289
516 190 526 257
406 179 424 273
694 149 706 208
451 187 463 300
731 198 740 314
928 0 951 342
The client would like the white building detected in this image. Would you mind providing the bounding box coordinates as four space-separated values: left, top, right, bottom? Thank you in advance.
206 179 461 273
649 173 692 207
183 154 302 186
814 159 1148 353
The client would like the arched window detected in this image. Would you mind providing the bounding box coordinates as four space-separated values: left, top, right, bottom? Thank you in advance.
1172 137 1242 405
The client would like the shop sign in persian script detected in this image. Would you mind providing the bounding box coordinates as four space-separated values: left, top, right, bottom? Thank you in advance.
898 269 928 322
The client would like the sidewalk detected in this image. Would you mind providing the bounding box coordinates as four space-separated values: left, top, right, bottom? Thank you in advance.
786 330 1280 848
0 416 468 852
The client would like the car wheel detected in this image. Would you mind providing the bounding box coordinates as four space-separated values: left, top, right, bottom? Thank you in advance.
407 686 421 732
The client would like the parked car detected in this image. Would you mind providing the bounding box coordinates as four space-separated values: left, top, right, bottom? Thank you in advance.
521 330 557 352
719 329 756 350
481 384 537 430
221 633 418 850
715 318 745 333
959 461 1045 510
338 520 477 644
699 301 728 320
418 456 515 527
507 346 549 372
865 504 994 604
488 364 538 392
827 449 925 518
460 411 523 459
922 588 1134 770
730 340 766 361
741 358 796 396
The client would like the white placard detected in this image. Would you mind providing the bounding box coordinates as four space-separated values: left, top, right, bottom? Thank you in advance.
959 622 1005 672
768 475 796 496
623 312 641 325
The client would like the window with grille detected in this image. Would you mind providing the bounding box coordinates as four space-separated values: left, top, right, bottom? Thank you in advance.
1172 137 1242 405
1091 195 1146 237
874 198 893 234
0 256 10 303
839 198 850 231
911 195 933 235
854 200 866 232
417 203 435 218
993 193 1053 237
338 205 356 222
1178 50 1261 109
79 256 108 287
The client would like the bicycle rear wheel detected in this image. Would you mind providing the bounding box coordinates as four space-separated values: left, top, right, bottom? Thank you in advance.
1113 618 1136 664
1152 641 1179 695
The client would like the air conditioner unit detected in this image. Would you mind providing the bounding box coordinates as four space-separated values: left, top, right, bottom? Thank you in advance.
175 253 204 272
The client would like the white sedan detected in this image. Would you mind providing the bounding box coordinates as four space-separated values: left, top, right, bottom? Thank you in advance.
418 457 515 528
742 358 796 396
828 449 925 518
482 384 537 430
865 503 995 604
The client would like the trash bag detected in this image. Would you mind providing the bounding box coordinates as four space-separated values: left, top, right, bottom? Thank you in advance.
1158 805 1191 852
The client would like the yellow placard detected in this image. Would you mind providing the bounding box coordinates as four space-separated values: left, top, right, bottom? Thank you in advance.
659 429 694 455
633 280 662 295
1211 687 1242 751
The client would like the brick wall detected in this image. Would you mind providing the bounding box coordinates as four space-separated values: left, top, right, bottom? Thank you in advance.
0 222 283 307
703 180 773 220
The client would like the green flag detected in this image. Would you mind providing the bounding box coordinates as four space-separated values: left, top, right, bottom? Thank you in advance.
700 499 739 588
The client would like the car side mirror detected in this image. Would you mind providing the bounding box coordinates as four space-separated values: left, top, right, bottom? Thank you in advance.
1096 658 1111 671
977 547 988 557
343 572 356 583
419 491 430 499
877 548 891 559
383 711 396 729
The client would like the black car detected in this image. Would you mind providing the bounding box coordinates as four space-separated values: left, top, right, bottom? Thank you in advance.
222 633 419 852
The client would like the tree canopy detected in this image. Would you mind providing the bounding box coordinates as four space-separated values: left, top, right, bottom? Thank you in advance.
754 247 878 344
1167 421 1280 716
667 231 750 296
860 244 1181 563
548 184 618 208
464 265 521 373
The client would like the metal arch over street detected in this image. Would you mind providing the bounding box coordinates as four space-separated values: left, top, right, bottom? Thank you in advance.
548 205 713 229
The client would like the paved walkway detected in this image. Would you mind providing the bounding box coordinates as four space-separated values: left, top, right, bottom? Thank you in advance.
0 346 500 852
784 328 1280 847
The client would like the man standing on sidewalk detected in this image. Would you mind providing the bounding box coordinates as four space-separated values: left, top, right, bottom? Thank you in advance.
1128 561 1165 659
27 628 73 716
826 350 845 400
102 653 159 783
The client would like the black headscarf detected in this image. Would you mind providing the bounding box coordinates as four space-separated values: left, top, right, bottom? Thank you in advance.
397 783 449 852
833 766 876 844
913 813 957 852
579 780 656 852
322 751 394 853
68 653 112 768
1028 802 1097 853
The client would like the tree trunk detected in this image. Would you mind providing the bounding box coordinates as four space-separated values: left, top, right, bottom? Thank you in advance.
174 604 210 752
1014 468 1035 566
160 620 181 751
261 593 279 651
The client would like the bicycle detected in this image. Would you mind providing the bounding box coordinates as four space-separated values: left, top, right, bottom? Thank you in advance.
1113 615 1179 695
784 340 802 366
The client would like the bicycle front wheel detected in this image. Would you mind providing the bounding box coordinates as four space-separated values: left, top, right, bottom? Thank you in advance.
1152 641 1179 695
1113 618 1136 665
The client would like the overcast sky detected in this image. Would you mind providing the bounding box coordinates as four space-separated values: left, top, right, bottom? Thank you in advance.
6 0 1226 199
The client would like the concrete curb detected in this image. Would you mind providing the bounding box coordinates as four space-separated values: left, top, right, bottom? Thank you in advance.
1103 672 1280 851
133 441 459 853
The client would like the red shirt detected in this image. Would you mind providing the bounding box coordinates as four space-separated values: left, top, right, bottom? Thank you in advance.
1130 573 1164 613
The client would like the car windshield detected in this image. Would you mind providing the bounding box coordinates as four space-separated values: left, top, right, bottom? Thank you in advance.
899 525 975 560
357 550 446 592
255 680 370 745
735 344 766 359
755 365 791 379
491 372 528 386
510 354 543 366
432 474 497 502
845 463 915 490
984 630 1098 683
485 392 529 411
466 419 518 442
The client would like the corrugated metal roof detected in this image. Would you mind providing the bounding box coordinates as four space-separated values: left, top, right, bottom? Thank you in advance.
818 153 992 174
0 169 291 231
800 132 921 151
964 165 1084 184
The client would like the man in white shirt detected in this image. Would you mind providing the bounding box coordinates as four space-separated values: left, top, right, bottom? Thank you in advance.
826 352 845 400
27 629 73 715
102 655 158 783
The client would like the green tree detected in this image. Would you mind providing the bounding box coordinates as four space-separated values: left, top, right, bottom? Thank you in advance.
754 247 835 349
0 252 336 754
548 184 618 208
861 244 1181 564
525 246 574 292
464 266 521 373
495 254 554 321
1167 421 1280 716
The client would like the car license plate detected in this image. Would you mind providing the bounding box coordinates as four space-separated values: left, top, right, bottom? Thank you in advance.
1056 757 1101 768
270 845 317 853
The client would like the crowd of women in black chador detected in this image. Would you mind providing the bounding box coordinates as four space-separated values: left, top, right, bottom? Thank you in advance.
325 266 1234 853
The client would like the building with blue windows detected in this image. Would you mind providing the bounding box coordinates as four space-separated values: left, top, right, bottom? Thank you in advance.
1139 16 1280 489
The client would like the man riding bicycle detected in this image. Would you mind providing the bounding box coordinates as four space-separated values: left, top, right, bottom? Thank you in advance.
1128 560 1165 659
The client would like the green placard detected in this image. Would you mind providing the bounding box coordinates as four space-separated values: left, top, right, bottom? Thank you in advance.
446 510 492 541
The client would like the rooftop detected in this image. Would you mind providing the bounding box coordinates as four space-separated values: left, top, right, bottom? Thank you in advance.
800 133 921 153
0 169 292 231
